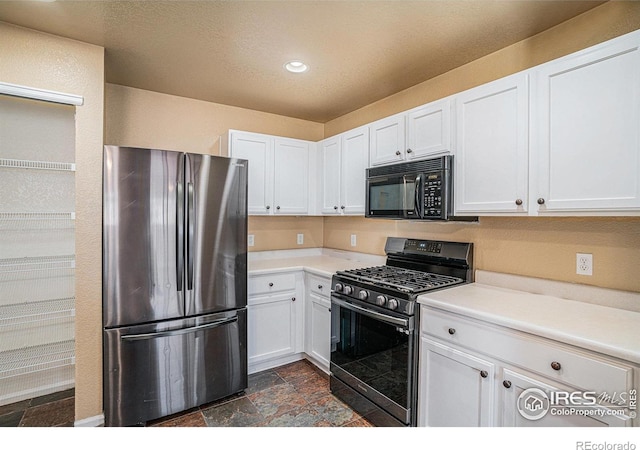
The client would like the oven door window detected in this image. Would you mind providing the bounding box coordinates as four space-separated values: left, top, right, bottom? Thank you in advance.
331 300 412 409
367 175 417 217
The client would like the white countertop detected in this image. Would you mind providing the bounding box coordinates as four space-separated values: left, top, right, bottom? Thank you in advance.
418 282 640 364
248 248 386 278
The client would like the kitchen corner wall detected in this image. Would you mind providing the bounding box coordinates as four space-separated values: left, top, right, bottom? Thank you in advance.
0 23 105 423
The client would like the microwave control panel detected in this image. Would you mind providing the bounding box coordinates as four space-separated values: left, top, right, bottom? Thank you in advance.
423 172 444 217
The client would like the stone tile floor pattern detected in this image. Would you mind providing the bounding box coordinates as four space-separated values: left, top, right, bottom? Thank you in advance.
0 359 373 427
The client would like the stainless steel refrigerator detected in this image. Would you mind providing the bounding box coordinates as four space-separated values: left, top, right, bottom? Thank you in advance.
102 146 248 427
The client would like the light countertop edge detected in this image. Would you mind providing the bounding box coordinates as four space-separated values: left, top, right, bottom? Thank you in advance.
417 283 640 365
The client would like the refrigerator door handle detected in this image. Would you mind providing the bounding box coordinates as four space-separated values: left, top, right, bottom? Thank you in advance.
120 316 238 341
176 181 184 293
187 181 195 291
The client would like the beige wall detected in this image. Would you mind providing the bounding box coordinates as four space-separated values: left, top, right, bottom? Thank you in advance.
0 23 105 422
105 83 324 153
321 1 640 295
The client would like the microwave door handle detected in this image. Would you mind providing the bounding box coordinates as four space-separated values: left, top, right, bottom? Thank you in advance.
415 174 422 218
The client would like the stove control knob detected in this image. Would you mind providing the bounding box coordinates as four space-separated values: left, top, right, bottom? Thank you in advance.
358 290 369 300
387 299 399 310
375 295 387 306
334 283 343 292
343 285 353 295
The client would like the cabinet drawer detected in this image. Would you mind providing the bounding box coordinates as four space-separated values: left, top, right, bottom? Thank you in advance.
421 306 633 396
249 272 296 296
307 274 330 297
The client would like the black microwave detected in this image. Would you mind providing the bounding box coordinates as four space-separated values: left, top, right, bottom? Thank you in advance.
365 155 453 220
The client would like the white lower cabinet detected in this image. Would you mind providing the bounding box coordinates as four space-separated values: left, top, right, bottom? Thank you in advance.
418 305 637 427
419 337 495 426
247 271 304 373
304 274 332 372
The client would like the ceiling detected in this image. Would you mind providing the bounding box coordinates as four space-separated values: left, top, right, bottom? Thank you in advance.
0 0 606 123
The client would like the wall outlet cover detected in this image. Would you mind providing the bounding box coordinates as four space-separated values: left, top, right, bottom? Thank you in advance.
350 234 357 247
297 233 304 245
248 234 255 247
576 253 592 276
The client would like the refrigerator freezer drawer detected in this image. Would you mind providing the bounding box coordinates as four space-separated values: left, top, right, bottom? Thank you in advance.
103 309 247 427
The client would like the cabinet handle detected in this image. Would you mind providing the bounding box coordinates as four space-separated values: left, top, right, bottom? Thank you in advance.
551 361 561 371
407 148 413 154
480 370 488 378
515 199 523 206
266 205 271 210
276 206 281 210
395 150 402 156
503 380 512 389
291 297 296 302
537 198 545 205
318 284 323 289
448 328 456 335
268 282 274 287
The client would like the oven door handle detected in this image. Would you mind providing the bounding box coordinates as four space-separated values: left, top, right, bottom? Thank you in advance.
331 296 409 328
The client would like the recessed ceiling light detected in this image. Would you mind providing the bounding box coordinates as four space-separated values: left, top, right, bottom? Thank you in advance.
284 61 308 73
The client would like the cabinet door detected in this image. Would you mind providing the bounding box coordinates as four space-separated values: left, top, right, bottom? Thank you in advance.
230 132 273 215
320 137 342 214
418 338 495 426
369 114 406 166
340 126 369 214
307 292 331 371
273 138 309 214
406 99 451 160
534 34 640 213
454 73 529 215
500 368 629 427
247 292 298 366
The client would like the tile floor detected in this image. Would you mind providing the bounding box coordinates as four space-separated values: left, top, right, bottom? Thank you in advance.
0 359 373 428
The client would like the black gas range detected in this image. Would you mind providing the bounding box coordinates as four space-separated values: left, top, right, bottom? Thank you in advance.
329 237 473 427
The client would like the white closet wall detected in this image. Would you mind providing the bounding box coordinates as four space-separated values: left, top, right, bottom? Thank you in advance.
0 94 76 406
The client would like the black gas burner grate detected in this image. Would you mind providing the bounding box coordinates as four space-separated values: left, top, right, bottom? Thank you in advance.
336 265 464 294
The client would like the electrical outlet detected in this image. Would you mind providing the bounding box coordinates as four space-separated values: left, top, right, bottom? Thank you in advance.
350 234 357 247
576 253 593 276
297 233 304 245
248 234 254 247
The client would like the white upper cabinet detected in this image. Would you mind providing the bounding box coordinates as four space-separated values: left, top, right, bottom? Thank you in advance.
227 130 310 215
369 113 406 166
406 98 452 160
454 73 530 215
229 131 273 215
532 32 640 214
273 137 310 215
321 126 369 215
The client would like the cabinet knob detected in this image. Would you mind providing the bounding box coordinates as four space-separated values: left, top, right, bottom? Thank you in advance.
515 199 523 206
407 148 413 154
448 328 456 335
268 282 274 287
291 297 296 302
395 150 402 156
503 380 512 389
537 198 545 205
334 205 338 210
480 370 488 378
341 205 345 210
551 361 561 371
317 284 323 290
266 205 271 210
276 206 281 210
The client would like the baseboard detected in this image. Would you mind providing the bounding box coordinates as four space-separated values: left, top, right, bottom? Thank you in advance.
74 413 104 427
